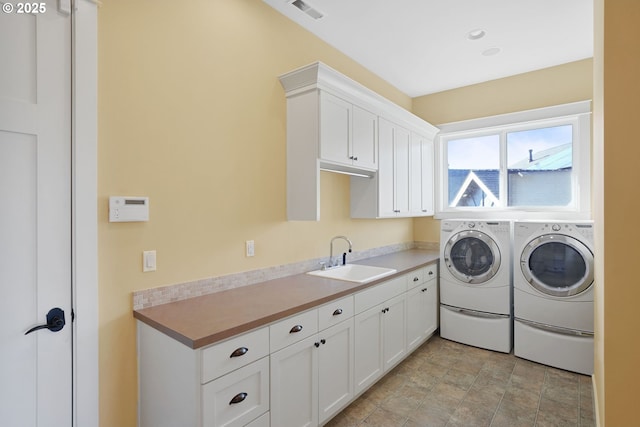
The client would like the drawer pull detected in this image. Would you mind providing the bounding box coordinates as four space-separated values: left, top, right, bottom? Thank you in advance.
229 392 248 405
428 271 434 276
413 277 419 282
332 308 343 316
289 325 303 334
229 347 248 358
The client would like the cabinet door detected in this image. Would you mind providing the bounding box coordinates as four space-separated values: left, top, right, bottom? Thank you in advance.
409 136 423 215
354 304 384 395
319 92 351 166
318 319 355 425
352 105 377 169
409 134 434 216
382 293 406 371
270 335 318 427
377 118 396 217
424 280 438 337
406 286 429 352
420 137 434 215
394 126 411 215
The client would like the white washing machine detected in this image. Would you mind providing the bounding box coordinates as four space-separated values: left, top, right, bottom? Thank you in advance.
513 221 594 375
440 220 512 353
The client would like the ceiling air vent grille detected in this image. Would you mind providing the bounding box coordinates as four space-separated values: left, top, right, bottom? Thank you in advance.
291 0 324 20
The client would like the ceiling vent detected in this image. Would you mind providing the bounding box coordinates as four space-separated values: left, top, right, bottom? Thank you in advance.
291 0 324 20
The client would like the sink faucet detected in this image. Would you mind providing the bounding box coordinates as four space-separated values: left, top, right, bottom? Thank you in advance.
327 235 353 269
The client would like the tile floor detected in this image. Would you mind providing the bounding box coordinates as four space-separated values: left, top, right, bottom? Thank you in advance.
326 335 595 427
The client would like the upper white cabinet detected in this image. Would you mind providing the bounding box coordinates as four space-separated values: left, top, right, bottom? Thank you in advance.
279 62 438 221
378 118 411 217
409 133 435 217
320 92 377 170
351 120 434 219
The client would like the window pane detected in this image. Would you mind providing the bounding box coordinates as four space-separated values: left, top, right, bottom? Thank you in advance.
447 135 500 207
507 125 572 207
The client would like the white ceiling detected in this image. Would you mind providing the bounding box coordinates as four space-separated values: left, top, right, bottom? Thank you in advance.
263 0 594 97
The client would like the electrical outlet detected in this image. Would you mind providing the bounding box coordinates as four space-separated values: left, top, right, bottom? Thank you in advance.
246 240 255 257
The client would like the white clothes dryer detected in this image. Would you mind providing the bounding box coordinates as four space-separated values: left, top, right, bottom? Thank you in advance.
440 220 512 353
513 221 594 375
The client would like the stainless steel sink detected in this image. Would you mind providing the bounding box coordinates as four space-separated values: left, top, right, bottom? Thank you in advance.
306 264 397 284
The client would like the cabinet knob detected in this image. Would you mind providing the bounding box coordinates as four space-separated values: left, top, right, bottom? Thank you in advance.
229 392 248 405
321 339 326 345
422 288 428 292
413 277 419 282
428 271 434 275
314 342 320 348
333 308 343 316
229 347 248 358
353 156 358 161
289 325 303 334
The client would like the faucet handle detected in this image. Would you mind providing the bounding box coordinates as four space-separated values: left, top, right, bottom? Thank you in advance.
319 261 327 271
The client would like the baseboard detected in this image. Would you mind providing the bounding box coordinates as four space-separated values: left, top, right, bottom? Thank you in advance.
592 374 602 427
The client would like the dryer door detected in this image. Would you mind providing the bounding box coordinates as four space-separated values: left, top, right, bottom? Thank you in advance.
444 230 501 284
520 234 594 297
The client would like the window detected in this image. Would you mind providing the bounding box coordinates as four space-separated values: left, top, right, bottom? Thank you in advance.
437 101 591 219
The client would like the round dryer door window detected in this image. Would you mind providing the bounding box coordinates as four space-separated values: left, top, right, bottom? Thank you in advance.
521 235 594 297
444 230 501 284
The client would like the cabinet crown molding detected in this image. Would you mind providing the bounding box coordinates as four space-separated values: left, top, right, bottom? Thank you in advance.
279 62 438 138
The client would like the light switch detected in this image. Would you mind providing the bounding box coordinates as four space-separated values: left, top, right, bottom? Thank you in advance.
246 240 255 257
143 250 156 272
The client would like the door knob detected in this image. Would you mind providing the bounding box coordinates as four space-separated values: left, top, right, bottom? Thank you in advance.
24 307 66 335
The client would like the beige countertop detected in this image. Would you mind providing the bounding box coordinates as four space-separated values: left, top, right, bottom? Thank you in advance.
133 248 439 349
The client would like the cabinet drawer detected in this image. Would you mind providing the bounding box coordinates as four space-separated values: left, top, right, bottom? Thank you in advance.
318 295 354 331
406 263 438 290
270 309 318 352
424 263 437 282
202 357 269 427
406 268 424 290
201 327 269 384
354 276 407 314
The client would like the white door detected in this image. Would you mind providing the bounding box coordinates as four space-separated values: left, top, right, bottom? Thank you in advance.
0 1 73 426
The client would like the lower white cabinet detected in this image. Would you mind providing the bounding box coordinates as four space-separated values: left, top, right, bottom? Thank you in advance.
270 334 319 427
354 293 406 395
406 277 439 352
138 263 438 427
270 318 355 427
406 264 438 352
137 322 270 427
318 319 355 424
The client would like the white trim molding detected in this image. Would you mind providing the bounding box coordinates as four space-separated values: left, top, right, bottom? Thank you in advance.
72 1 98 426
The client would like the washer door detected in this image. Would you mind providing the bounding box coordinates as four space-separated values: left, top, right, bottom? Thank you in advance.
444 230 501 284
520 234 594 297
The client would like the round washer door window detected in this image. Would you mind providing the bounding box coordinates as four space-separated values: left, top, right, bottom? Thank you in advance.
520 234 594 297
444 230 501 284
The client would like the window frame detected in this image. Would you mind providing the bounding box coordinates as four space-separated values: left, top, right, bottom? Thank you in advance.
435 101 592 220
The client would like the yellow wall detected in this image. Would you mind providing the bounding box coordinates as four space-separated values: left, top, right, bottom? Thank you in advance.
411 59 594 243
98 1 415 425
595 1 640 425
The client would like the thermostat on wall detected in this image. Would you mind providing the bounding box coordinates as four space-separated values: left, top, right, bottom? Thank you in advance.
109 196 149 222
